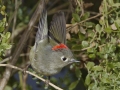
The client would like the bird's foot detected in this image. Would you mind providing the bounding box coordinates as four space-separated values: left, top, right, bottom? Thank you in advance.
44 76 50 89
23 64 30 74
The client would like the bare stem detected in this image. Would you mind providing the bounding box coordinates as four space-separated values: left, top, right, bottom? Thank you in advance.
0 0 45 89
0 64 63 90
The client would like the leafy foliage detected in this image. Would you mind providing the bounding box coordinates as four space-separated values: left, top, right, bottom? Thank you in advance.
67 0 120 90
0 4 11 60
1 0 120 90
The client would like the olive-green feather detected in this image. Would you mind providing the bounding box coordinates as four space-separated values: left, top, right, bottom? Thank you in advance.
49 11 66 44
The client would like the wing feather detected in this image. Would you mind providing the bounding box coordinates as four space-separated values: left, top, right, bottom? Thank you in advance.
49 11 66 44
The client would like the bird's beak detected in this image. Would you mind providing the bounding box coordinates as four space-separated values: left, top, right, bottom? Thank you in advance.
70 59 80 63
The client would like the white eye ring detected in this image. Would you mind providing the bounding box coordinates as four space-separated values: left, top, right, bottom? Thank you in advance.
61 56 68 62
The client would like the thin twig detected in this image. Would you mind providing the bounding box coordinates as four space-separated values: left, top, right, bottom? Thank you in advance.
0 64 63 90
80 43 96 51
11 25 27 40
76 0 84 17
0 0 45 90
72 43 106 51
47 0 59 10
69 0 74 13
48 2 69 15
0 53 29 64
5 1 21 32
11 0 18 42
90 31 97 43
67 13 102 31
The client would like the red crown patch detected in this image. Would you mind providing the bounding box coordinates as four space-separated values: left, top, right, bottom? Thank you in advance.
52 43 68 50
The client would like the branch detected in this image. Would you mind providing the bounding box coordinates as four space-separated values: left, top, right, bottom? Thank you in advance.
0 53 29 64
0 64 63 90
0 0 45 89
48 2 69 15
11 0 19 42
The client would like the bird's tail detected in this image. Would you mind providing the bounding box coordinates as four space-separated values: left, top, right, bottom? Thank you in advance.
35 1 48 45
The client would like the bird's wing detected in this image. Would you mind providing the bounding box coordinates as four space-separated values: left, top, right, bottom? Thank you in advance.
49 11 66 44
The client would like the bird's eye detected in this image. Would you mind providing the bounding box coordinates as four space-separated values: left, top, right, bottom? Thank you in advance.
61 56 68 62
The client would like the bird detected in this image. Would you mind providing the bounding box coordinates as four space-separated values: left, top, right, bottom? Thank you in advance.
29 3 79 83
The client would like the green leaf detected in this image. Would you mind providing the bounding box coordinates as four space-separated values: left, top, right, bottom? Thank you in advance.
87 48 95 53
88 54 96 59
85 75 91 85
112 3 120 7
87 30 95 38
6 45 12 49
85 22 95 28
95 24 101 33
0 57 2 61
75 67 81 79
115 19 120 28
3 17 6 22
69 80 79 90
88 83 95 89
92 66 103 71
72 13 80 22
82 12 90 20
5 32 11 39
1 5 6 11
82 41 89 48
1 43 12 49
114 62 120 68
78 33 85 41
72 44 81 51
4 85 12 90
108 0 114 5
75 6 80 13
1 11 5 15
104 27 112 33
86 62 95 70
0 26 4 32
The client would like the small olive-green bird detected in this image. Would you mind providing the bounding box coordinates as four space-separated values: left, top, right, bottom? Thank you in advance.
29 7 79 79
